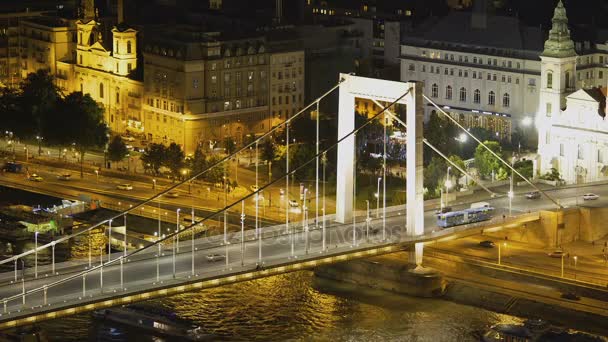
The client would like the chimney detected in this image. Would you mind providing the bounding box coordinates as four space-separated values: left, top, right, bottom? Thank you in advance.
117 0 124 23
471 0 488 29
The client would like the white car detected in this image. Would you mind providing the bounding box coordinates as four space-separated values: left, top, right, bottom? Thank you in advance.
250 184 259 192
288 199 299 208
583 193 599 201
166 191 179 198
116 183 133 190
206 254 225 262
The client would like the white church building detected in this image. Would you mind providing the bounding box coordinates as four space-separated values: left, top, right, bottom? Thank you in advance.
537 1 608 184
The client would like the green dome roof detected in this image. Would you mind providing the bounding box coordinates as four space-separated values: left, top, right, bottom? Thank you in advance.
542 0 576 58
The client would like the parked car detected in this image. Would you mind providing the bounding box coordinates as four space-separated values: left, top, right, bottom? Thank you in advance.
121 135 135 142
206 254 225 262
166 191 179 198
561 292 581 301
116 183 133 190
250 184 259 192
525 191 541 199
435 206 452 214
56 173 71 181
479 240 496 248
582 193 599 201
470 201 490 209
29 173 43 182
288 200 299 207
3 162 23 173
547 250 565 258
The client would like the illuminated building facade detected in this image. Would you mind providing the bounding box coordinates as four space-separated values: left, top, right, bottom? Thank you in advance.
537 1 608 184
142 26 271 153
269 48 305 125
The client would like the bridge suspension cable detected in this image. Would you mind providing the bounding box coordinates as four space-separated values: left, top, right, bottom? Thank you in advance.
424 95 563 210
0 82 414 309
0 78 350 267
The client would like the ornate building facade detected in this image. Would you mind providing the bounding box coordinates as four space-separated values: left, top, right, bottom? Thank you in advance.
537 1 608 184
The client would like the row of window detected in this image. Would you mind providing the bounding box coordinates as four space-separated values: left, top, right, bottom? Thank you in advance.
147 98 184 113
552 141 604 163
431 84 510 107
411 64 523 85
420 50 523 70
271 94 303 106
272 68 302 80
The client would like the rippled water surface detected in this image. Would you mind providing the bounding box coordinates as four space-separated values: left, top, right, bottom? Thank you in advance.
38 271 522 341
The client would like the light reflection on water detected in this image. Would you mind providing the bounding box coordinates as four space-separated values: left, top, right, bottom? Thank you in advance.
38 271 520 341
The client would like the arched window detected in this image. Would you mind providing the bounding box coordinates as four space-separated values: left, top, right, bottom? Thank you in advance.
431 83 438 98
547 72 553 89
503 93 510 108
127 41 132 54
488 91 495 105
474 89 481 104
459 87 467 102
445 85 452 100
99 83 104 99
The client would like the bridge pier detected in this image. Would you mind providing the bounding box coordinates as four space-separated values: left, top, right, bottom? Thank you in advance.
406 82 424 267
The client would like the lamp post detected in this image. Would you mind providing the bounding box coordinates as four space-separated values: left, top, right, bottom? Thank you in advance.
376 177 381 218
366 200 370 241
445 167 452 207
94 170 99 183
498 242 507 265
573 255 578 280
304 188 309 254
107 219 112 262
36 135 43 155
176 209 181 253
561 253 565 278
34 231 38 278
152 179 156 190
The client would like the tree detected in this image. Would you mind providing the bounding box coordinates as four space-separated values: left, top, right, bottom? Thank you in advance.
261 139 276 162
0 88 22 136
164 142 185 180
474 141 504 179
424 156 447 195
190 145 207 176
20 70 60 142
107 136 128 163
58 92 108 177
224 137 236 155
447 155 466 187
203 155 225 184
424 111 458 163
141 143 166 175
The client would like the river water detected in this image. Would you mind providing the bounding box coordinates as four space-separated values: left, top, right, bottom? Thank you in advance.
36 271 522 341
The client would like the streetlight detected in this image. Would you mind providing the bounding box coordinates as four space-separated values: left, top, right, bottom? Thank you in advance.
458 133 467 143
176 208 181 253
573 255 578 280
34 231 38 278
376 177 382 218
152 179 156 190
95 169 99 182
36 135 43 155
445 167 453 207
498 242 507 265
